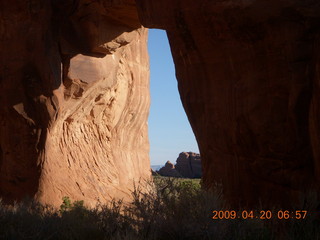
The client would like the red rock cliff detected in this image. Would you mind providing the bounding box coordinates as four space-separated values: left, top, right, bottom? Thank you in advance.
0 0 150 207
136 0 320 207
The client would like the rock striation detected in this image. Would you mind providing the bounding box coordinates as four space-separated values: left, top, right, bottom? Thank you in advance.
136 0 320 208
0 0 150 207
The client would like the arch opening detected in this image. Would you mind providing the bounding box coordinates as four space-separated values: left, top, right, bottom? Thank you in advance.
147 29 200 176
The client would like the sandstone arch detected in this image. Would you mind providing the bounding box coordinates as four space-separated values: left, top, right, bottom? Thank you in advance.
1 0 320 208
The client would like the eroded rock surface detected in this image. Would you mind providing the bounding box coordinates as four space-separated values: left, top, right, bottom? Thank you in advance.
0 0 150 207
136 0 320 207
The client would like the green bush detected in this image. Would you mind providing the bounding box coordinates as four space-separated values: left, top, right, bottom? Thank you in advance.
60 196 85 213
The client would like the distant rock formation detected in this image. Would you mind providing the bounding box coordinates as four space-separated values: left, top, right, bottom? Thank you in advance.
151 169 159 176
156 152 201 178
176 152 202 178
157 161 182 178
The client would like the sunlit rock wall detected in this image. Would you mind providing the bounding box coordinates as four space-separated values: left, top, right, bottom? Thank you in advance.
0 0 150 207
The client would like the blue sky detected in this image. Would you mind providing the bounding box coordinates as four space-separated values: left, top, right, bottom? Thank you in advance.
147 29 199 166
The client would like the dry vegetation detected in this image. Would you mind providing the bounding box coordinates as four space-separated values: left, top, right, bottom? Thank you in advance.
0 177 319 240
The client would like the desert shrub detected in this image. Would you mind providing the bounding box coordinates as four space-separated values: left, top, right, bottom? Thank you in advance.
60 196 73 212
0 177 319 240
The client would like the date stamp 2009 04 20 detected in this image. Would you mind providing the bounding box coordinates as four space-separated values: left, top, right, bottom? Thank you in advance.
212 210 308 220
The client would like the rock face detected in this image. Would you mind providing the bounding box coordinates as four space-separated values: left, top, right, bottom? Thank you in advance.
0 0 150 207
136 0 320 207
157 161 182 178
175 152 202 178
